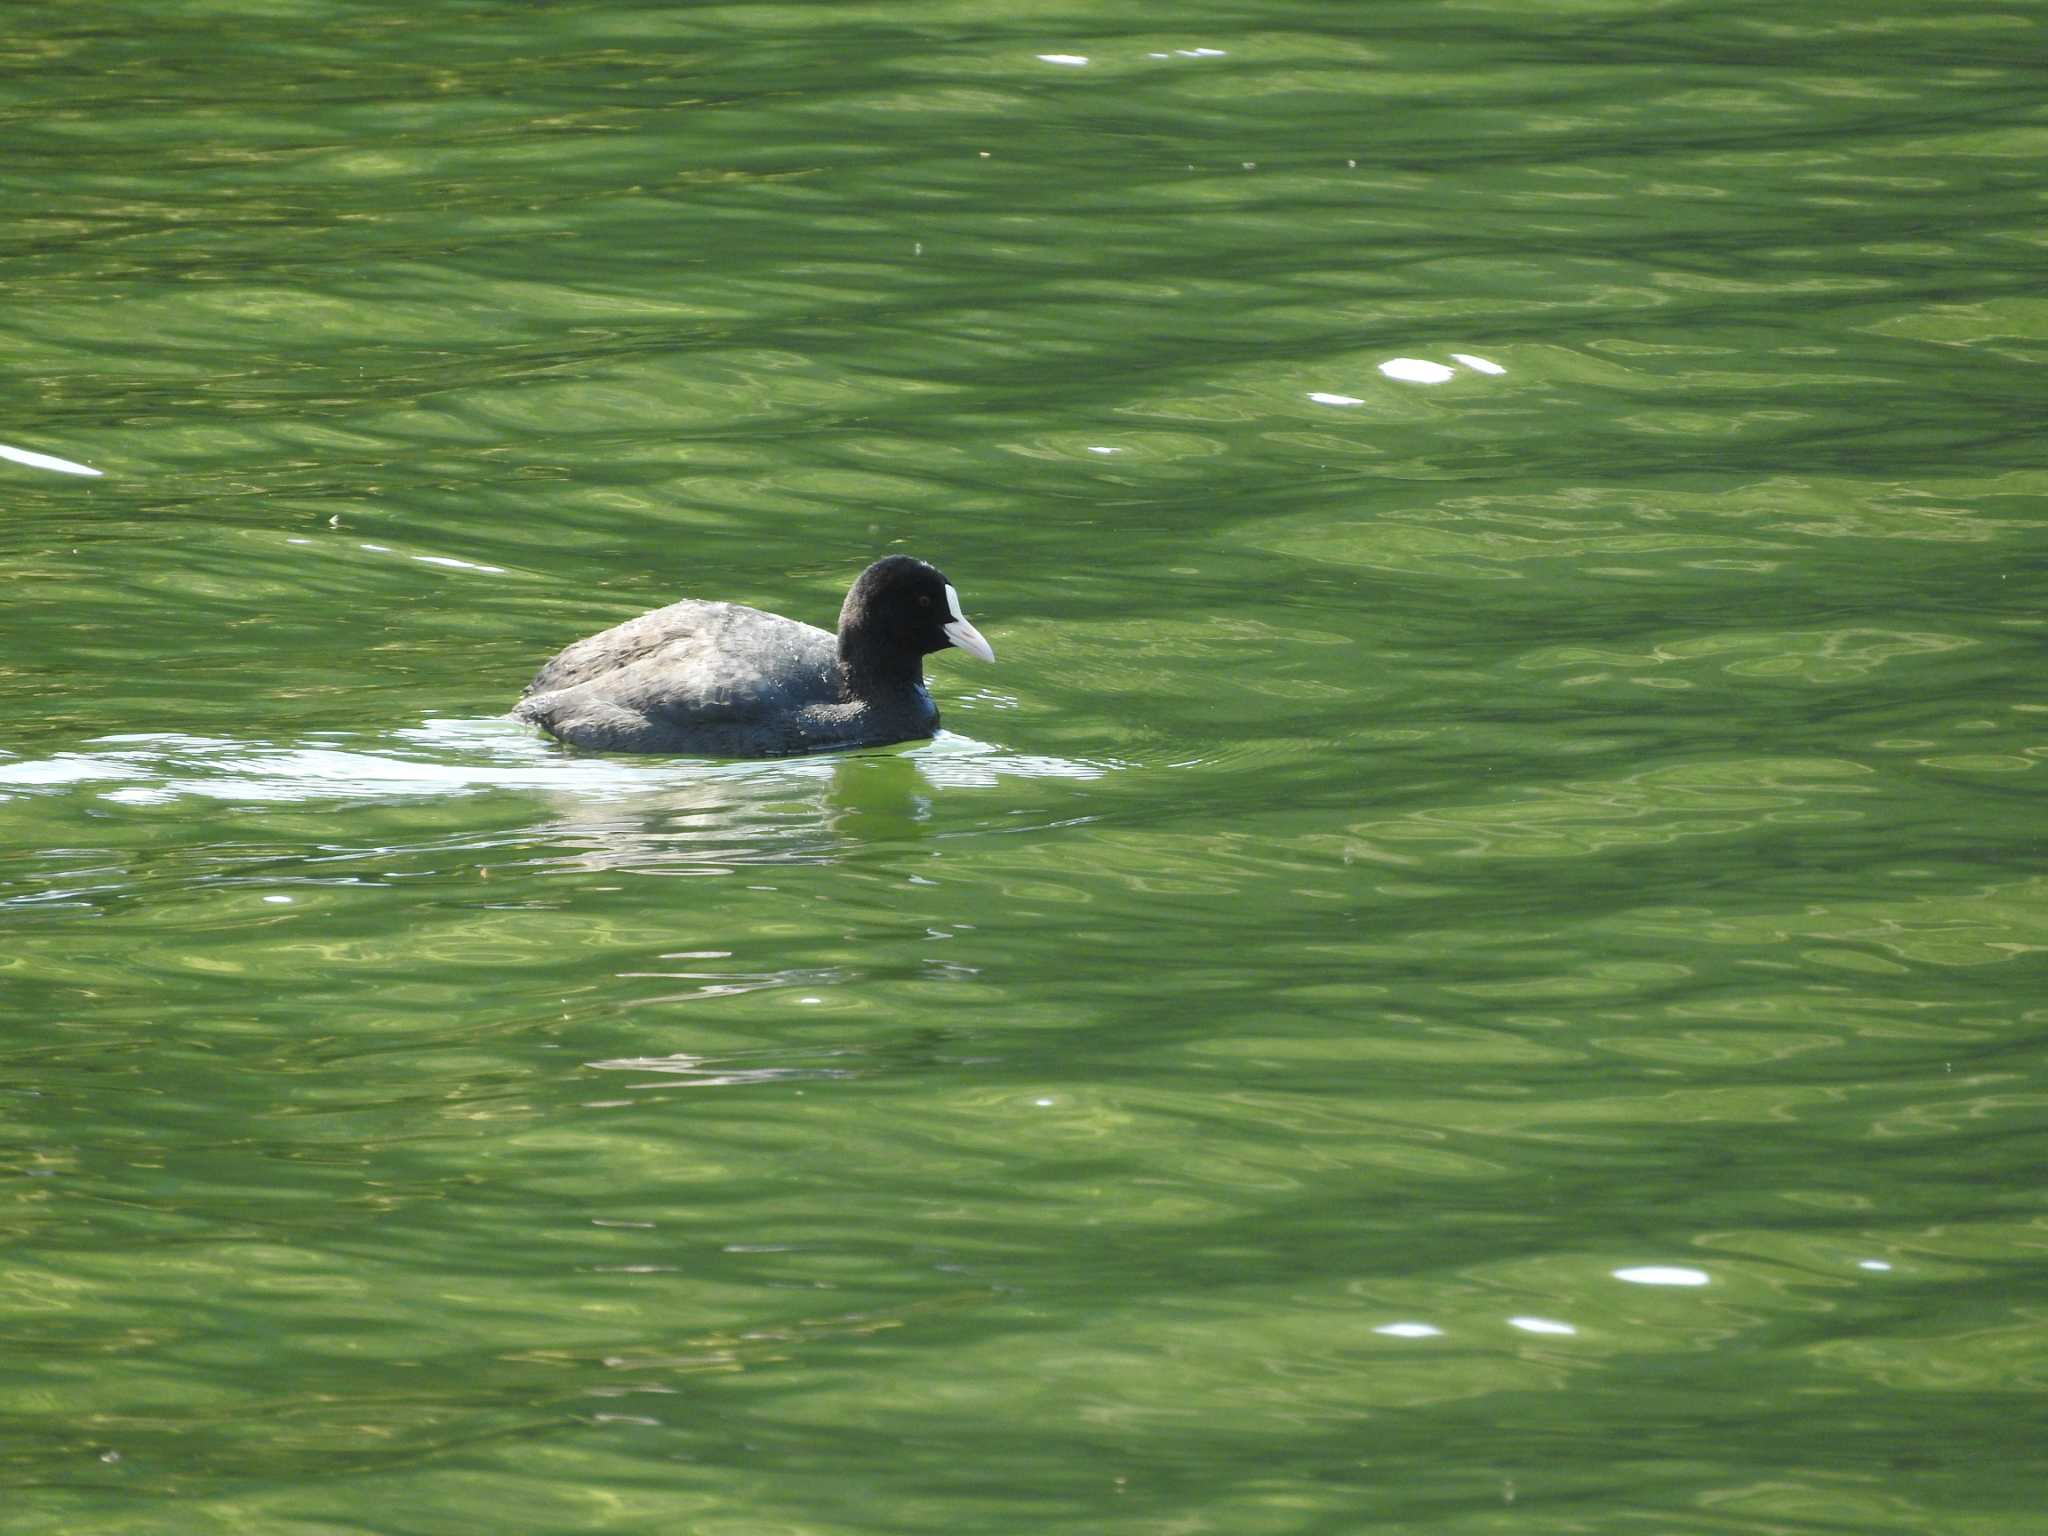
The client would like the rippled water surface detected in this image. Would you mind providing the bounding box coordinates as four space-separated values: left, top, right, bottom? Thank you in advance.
6 2 2046 1532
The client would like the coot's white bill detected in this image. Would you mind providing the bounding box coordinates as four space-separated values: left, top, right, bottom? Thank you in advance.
943 583 996 662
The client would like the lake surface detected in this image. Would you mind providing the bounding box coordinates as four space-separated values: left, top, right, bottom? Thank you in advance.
5 2 2046 1532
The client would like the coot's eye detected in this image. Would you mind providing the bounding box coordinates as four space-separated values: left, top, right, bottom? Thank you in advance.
918 594 932 607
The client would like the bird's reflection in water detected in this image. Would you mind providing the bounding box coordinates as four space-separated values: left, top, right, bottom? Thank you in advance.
500 727 1116 877
523 741 933 877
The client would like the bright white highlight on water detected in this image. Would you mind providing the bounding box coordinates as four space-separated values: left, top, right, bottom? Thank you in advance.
1859 1259 1893 1272
1178 48 1228 57
1307 392 1364 406
413 554 508 574
1614 1266 1710 1287
0 442 102 476
1450 352 1505 374
1508 1316 1577 1336
0 725 1122 810
1379 358 1457 384
353 543 507 574
1037 54 1088 66
261 895 294 904
1373 1322 1443 1338
589 1052 853 1088
1086 445 1120 454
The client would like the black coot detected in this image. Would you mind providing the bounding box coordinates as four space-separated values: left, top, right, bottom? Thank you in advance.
512 555 995 757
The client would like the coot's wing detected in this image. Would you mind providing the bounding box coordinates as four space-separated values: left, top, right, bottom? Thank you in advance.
522 600 725 696
522 601 840 725
524 602 828 695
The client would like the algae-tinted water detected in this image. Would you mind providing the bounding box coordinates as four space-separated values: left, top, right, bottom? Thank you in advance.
4 4 2045 1532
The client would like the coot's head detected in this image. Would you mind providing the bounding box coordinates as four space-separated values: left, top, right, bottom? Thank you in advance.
837 555 995 678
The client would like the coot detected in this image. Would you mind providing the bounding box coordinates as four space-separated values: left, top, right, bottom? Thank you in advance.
512 555 995 756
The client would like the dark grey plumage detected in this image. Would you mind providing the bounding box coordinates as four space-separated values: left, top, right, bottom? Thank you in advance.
513 556 994 757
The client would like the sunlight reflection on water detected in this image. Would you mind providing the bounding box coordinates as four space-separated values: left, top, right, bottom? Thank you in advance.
0 724 1121 808
0 440 102 476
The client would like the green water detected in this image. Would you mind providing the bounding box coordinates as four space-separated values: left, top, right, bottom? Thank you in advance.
5 2 2046 1532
